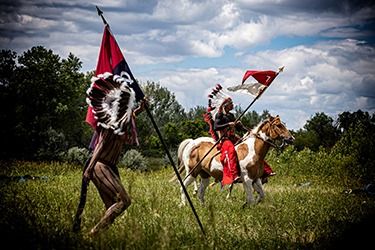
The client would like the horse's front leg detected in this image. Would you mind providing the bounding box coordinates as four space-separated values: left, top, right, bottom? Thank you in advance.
198 177 210 207
180 175 196 206
242 175 255 208
253 178 266 204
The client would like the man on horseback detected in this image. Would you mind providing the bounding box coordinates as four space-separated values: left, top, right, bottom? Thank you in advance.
205 84 243 185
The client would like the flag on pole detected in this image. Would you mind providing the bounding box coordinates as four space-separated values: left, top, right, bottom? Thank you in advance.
86 25 144 131
227 70 277 97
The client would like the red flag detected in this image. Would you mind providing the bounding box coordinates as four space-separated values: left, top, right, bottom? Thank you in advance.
242 70 276 85
86 26 144 131
228 70 277 97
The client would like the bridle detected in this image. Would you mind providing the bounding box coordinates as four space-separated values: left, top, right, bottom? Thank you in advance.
243 120 287 149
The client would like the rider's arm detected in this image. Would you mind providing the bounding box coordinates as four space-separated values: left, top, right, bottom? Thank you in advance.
213 113 230 132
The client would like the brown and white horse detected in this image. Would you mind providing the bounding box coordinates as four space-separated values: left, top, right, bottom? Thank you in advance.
172 114 294 207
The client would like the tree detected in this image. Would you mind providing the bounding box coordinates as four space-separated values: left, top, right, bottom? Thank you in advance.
180 119 210 139
141 81 187 129
186 105 207 121
332 111 375 183
303 112 341 152
337 110 372 132
163 123 184 149
0 46 92 159
0 50 18 159
291 128 320 151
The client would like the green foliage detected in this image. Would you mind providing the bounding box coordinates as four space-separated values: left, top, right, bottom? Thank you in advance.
37 127 68 161
160 150 178 168
180 119 210 139
291 129 320 151
302 112 341 151
331 115 375 184
186 105 207 121
234 107 269 129
163 123 185 149
0 47 92 160
119 149 148 172
62 147 91 166
144 136 164 157
141 81 187 129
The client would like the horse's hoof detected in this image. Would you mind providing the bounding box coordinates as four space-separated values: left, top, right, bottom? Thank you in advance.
179 203 186 208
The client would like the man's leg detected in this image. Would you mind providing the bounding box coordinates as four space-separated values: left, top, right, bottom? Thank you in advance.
89 162 131 236
224 140 240 182
72 156 92 232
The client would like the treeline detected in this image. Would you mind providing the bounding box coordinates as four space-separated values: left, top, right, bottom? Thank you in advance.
1 47 374 175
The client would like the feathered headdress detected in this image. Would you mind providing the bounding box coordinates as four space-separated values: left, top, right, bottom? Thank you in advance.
86 72 136 135
203 84 232 140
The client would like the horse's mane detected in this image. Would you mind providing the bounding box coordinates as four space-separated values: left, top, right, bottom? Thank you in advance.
251 119 268 135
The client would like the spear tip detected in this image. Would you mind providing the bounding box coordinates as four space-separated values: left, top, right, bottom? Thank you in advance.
278 66 285 73
96 5 103 16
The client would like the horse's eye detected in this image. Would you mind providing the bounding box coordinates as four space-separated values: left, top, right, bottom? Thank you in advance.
277 124 282 128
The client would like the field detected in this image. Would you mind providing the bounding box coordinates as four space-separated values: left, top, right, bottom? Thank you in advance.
1 160 374 250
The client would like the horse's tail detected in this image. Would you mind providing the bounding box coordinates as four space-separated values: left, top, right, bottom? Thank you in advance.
169 139 193 182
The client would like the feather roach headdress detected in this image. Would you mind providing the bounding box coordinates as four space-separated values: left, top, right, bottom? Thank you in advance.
203 84 232 140
86 72 136 135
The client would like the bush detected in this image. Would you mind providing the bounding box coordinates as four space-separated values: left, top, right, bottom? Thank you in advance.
37 127 68 161
160 150 178 168
62 147 91 165
119 149 148 172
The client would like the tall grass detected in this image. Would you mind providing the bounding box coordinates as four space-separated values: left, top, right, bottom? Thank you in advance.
0 159 374 249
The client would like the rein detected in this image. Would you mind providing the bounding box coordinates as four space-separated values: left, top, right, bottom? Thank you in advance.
250 120 285 149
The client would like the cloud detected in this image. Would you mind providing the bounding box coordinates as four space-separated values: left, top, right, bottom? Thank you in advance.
1 0 374 130
136 39 375 130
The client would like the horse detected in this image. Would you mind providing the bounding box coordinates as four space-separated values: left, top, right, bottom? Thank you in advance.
171 114 294 208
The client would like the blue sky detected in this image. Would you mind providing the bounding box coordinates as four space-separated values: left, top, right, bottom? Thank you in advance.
1 0 374 130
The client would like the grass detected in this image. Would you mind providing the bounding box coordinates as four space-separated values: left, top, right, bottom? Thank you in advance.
0 160 374 249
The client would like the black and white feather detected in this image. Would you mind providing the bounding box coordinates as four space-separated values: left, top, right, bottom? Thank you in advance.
86 72 136 135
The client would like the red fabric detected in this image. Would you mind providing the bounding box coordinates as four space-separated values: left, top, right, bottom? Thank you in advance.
86 26 144 131
219 139 239 185
86 26 120 131
242 70 276 85
263 160 273 175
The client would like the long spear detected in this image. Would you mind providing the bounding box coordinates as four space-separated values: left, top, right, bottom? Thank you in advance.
95 6 206 237
183 66 284 182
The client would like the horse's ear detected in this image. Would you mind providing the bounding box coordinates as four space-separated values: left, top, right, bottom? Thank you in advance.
268 114 274 121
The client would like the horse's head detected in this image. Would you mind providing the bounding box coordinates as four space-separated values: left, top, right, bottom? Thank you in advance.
262 114 295 147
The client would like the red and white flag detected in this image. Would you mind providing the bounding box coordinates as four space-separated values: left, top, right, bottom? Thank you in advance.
228 70 277 97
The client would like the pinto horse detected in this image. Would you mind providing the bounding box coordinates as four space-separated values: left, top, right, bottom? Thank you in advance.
171 114 294 207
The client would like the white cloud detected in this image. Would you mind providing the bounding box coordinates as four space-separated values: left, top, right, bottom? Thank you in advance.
1 0 374 130
136 39 375 130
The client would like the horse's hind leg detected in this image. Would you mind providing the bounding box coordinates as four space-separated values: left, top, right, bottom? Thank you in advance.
253 178 265 204
226 183 234 200
180 175 196 206
198 177 210 207
194 180 198 195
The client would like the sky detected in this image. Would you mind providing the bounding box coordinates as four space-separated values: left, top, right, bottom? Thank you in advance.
1 0 375 130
